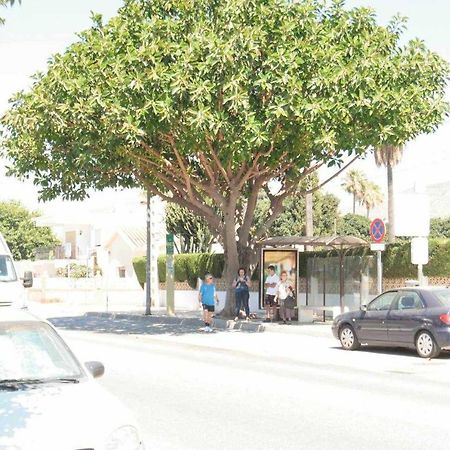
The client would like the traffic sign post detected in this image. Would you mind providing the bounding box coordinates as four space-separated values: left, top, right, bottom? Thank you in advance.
166 233 175 316
370 218 386 295
411 237 429 286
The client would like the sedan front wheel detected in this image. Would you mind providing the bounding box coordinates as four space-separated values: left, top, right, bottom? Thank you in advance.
339 325 360 351
415 330 440 359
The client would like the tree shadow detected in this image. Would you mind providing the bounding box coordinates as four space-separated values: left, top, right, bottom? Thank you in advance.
49 315 231 336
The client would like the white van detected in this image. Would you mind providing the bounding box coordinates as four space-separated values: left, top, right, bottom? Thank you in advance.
0 233 32 308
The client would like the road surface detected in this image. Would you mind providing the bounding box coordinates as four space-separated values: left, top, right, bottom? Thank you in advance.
53 316 450 450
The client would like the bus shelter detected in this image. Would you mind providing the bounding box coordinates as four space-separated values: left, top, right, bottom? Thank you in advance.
258 236 371 316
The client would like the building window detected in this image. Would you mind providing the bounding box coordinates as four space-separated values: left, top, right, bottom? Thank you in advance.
118 267 126 278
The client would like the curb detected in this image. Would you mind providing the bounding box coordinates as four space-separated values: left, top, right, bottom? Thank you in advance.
84 312 265 333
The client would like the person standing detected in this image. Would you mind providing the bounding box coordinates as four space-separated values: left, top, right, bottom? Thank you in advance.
283 285 296 324
198 273 218 332
264 265 279 322
275 270 290 324
232 268 252 321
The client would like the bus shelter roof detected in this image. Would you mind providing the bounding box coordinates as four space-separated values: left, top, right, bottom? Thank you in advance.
258 235 369 250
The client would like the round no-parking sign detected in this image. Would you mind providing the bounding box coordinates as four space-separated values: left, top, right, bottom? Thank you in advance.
370 218 386 243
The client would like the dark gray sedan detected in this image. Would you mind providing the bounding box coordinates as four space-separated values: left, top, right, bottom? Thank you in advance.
332 287 450 358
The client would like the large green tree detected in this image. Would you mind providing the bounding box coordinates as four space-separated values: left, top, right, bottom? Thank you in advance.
166 203 215 253
0 0 20 24
0 201 59 260
1 0 448 315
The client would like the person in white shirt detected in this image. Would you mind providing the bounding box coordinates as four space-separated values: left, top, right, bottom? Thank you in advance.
264 265 279 322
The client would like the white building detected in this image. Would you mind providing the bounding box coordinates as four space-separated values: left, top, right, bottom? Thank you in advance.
33 190 166 281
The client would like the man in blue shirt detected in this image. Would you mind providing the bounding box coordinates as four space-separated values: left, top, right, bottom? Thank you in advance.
199 273 218 332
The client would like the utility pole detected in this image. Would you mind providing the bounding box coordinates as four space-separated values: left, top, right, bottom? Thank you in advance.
145 190 152 315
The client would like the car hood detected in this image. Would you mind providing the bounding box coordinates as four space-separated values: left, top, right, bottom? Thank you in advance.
335 310 363 322
0 380 136 450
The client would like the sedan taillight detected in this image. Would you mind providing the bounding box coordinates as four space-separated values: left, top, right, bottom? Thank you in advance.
439 314 450 325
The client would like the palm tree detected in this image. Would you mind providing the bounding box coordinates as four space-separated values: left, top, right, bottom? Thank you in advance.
374 145 403 243
341 169 367 214
360 181 384 218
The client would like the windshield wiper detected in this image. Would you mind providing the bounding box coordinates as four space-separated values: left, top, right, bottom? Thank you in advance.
0 378 44 384
0 377 80 388
0 379 44 390
49 377 80 384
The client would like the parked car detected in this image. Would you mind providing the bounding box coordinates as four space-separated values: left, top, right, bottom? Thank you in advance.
0 232 33 308
332 287 450 358
0 308 144 449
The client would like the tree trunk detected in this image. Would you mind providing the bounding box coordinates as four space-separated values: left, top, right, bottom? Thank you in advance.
352 193 356 214
305 192 313 250
387 163 395 243
220 208 240 317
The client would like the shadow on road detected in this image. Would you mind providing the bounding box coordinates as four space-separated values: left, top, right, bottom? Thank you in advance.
49 315 226 336
330 345 450 359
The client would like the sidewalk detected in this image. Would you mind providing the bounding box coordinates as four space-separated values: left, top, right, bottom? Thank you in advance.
27 299 334 337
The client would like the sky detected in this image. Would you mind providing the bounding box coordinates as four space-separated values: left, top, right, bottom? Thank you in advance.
0 0 449 218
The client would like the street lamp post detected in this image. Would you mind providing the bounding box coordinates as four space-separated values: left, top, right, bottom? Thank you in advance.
145 190 152 315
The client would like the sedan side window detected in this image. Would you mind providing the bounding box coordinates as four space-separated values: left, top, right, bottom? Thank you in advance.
367 292 397 311
394 292 424 310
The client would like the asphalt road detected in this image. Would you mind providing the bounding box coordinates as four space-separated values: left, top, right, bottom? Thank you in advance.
54 317 450 450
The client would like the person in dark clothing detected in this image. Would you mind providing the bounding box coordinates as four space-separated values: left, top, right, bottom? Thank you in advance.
232 267 252 321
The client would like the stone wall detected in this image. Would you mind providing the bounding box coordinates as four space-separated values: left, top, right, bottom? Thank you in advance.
161 276 450 293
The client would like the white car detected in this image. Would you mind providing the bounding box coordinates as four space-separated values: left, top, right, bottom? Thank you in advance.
0 309 144 450
0 233 33 308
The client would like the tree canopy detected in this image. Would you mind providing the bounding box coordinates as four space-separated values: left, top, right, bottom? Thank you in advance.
0 201 59 260
1 0 449 313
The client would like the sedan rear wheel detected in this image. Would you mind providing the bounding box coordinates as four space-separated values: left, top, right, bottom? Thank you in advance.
339 325 360 351
416 331 440 359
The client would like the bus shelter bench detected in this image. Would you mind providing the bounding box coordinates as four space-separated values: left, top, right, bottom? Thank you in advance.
298 305 346 323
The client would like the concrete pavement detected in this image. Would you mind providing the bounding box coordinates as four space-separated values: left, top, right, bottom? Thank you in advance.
62 324 450 450
32 300 450 449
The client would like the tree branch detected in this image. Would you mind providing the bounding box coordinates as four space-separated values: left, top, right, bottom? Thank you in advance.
304 155 360 195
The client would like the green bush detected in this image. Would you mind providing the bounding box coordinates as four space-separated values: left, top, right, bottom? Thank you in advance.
56 263 95 279
300 239 450 279
133 257 147 288
133 253 225 289
425 239 450 276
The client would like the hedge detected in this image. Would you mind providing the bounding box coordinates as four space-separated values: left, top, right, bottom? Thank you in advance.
298 239 450 279
133 253 224 289
133 239 450 289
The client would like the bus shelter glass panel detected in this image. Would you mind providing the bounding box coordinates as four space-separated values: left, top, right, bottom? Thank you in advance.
307 255 376 318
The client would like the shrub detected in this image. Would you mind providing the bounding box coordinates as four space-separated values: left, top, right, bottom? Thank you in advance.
56 263 94 278
134 253 225 289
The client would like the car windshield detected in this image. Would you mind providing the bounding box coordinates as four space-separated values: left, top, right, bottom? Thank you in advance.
0 255 17 282
434 289 450 307
0 321 84 383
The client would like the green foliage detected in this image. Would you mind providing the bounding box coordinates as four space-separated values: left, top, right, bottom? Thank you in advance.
166 203 213 253
425 239 450 277
0 0 20 24
1 0 448 203
301 239 450 279
336 214 371 239
430 217 450 239
254 189 340 237
56 263 96 279
0 201 59 260
134 253 225 289
133 256 147 288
